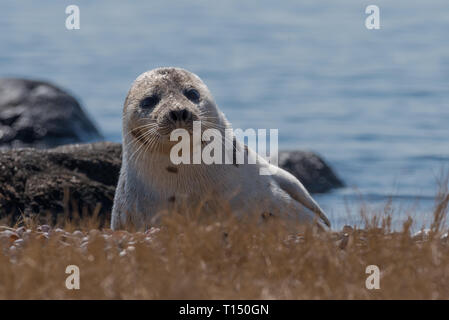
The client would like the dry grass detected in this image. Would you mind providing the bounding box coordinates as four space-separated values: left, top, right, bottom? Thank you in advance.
1 182 449 300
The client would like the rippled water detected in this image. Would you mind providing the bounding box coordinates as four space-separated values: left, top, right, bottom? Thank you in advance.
1 1 448 228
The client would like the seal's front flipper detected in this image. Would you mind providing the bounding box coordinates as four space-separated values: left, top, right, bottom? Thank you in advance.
272 166 331 229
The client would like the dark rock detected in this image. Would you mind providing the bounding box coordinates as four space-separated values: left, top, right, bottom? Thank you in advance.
0 143 343 221
0 78 102 149
0 142 120 222
278 151 344 193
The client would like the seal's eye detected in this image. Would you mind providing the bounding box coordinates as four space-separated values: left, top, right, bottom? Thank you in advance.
140 95 160 109
184 88 200 103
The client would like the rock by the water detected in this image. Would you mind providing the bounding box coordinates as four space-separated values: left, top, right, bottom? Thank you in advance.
0 142 120 221
0 78 102 149
0 143 343 220
279 151 344 193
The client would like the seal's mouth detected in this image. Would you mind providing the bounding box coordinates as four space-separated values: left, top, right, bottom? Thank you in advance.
157 108 199 137
158 123 194 137
129 116 222 156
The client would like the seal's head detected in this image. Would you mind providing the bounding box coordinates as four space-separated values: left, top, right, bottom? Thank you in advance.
123 67 227 156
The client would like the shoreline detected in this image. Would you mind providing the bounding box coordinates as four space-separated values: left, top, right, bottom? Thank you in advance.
0 200 448 299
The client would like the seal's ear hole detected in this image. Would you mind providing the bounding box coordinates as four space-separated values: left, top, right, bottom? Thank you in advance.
140 95 160 109
184 88 200 103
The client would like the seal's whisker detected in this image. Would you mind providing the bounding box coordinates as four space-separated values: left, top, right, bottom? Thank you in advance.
197 117 227 127
135 134 155 164
127 128 160 163
125 126 158 149
200 121 238 152
112 67 330 233
141 133 161 163
124 123 158 139
199 119 227 128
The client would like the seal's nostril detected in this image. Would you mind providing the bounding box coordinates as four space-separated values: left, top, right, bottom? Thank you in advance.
169 110 178 122
181 109 189 121
169 109 191 122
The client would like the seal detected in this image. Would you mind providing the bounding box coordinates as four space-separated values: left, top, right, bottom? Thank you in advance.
111 67 331 230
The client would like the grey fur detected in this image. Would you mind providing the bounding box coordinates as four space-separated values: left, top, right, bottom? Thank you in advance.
111 67 330 230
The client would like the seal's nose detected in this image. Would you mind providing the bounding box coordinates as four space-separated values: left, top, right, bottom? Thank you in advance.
169 108 191 122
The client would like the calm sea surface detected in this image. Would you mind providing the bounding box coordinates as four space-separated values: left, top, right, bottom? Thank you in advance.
1 1 448 229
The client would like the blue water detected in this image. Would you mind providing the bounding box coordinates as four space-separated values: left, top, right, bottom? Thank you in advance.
1 1 448 228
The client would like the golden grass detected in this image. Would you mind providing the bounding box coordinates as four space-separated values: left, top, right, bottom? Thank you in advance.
0 182 449 300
